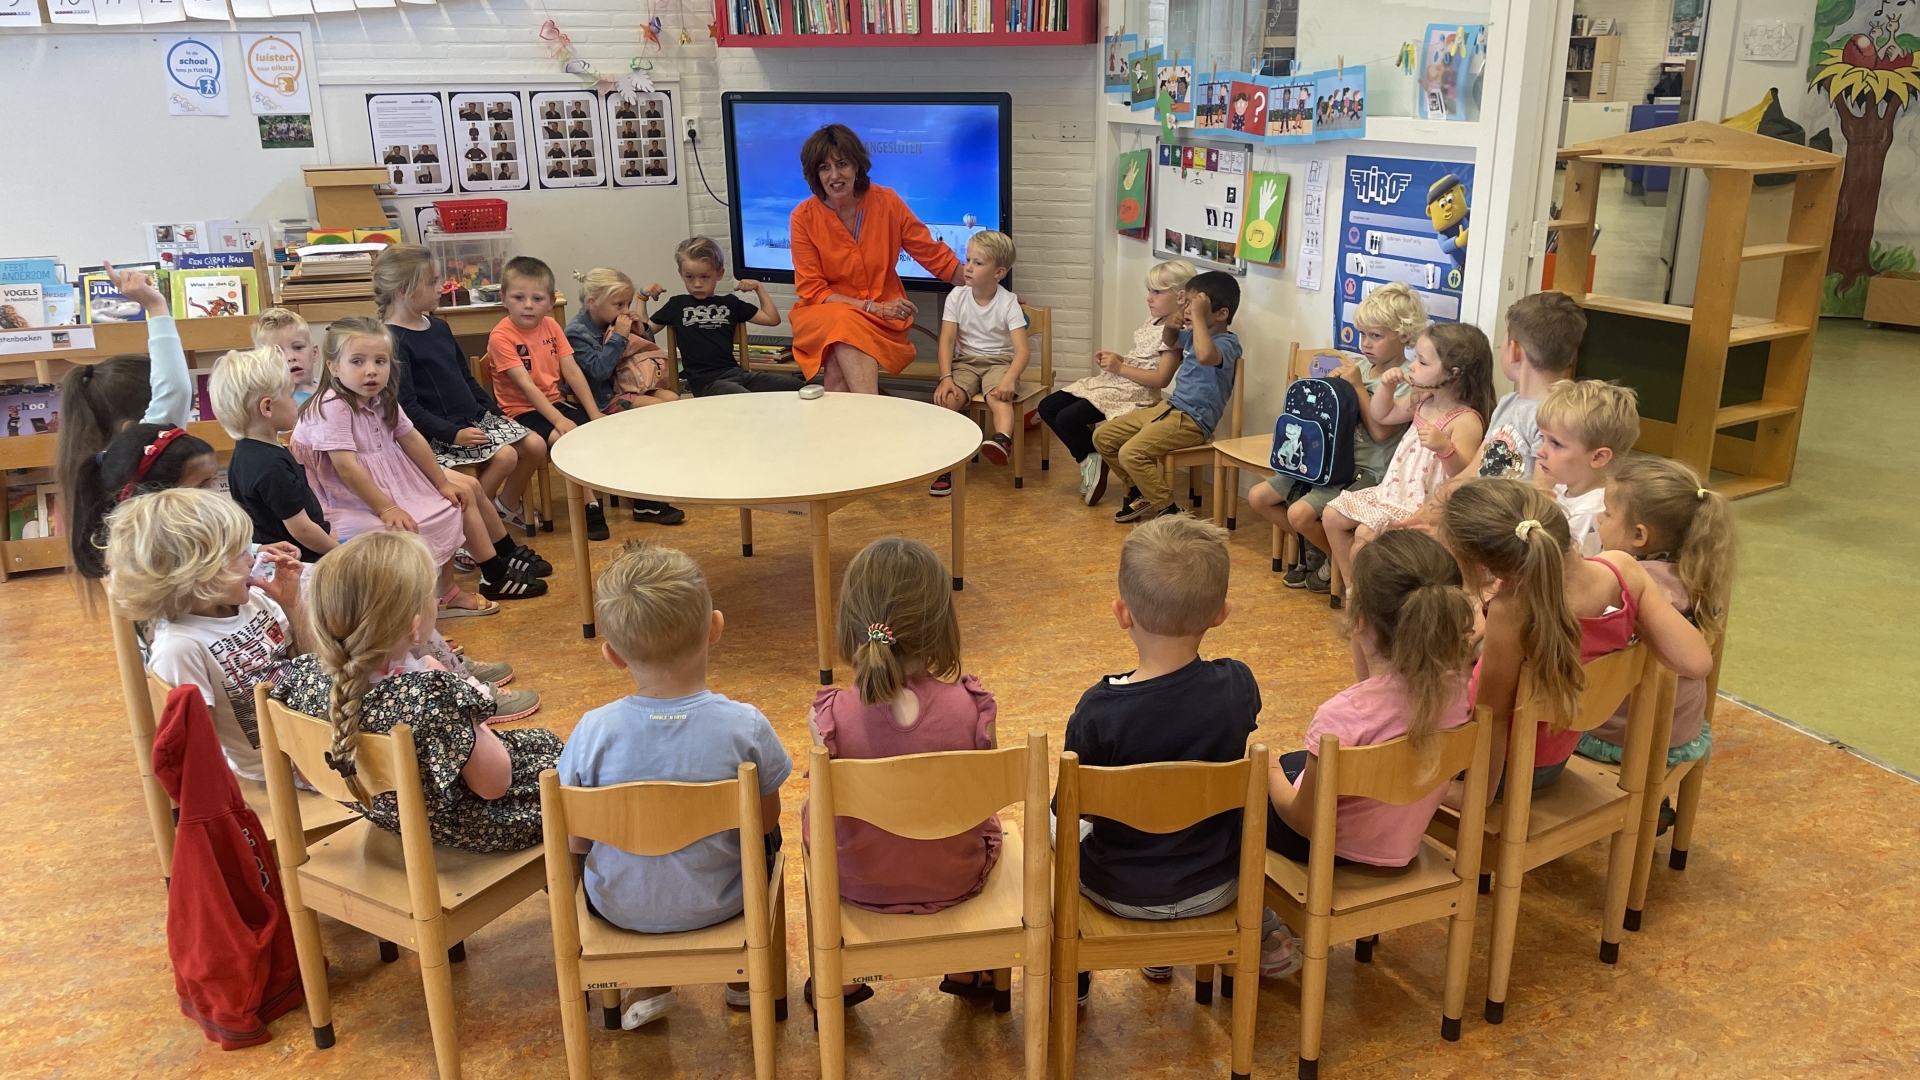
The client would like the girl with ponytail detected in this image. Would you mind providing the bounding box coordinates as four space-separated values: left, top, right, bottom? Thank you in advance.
272 530 561 852
800 536 1002 1000
1266 528 1477 868
1442 478 1712 794
1580 457 1737 770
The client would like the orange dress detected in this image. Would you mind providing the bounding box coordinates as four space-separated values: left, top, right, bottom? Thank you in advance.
788 185 962 379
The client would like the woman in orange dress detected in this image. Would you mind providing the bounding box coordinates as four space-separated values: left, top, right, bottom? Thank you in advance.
789 124 965 393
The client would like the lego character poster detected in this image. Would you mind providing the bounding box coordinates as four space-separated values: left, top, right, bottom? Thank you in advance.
1334 155 1473 350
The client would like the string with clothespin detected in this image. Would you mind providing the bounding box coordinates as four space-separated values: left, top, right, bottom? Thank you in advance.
537 16 657 94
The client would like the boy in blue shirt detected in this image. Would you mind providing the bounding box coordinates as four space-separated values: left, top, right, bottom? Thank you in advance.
557 541 792 1030
1091 271 1242 522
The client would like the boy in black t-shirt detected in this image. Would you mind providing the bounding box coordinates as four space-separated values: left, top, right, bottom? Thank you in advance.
209 346 337 561
1059 513 1295 997
642 236 800 396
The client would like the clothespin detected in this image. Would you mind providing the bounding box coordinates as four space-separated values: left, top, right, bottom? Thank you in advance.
1338 54 1345 77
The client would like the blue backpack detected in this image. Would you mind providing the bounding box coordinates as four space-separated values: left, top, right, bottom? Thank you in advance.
1270 376 1360 488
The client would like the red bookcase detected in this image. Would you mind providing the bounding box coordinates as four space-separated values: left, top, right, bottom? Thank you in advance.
713 0 1098 48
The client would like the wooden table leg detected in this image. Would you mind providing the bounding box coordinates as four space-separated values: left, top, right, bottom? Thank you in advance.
740 507 754 557
567 479 595 639
1213 458 1229 527
810 502 834 686
950 461 967 592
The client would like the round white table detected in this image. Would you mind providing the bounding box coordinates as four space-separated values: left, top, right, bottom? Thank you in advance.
547 392 983 684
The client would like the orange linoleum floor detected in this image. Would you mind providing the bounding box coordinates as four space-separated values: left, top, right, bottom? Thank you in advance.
3 445 1917 1079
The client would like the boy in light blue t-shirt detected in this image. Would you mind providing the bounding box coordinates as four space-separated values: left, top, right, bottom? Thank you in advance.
557 541 791 1030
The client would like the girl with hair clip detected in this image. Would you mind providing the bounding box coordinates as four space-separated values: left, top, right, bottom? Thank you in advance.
1441 478 1713 794
564 266 670 410
292 317 549 614
272 530 562 852
1323 321 1495 600
1579 457 1736 777
799 536 1002 1006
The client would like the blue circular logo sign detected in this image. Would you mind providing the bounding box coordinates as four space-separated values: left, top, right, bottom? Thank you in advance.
167 39 223 99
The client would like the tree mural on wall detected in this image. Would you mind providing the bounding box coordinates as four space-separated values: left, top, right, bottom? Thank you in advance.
1810 0 1920 315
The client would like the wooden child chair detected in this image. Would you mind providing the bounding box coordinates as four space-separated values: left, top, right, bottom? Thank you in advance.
904 304 1055 489
1163 340 1247 515
805 731 1051 1080
466 353 556 534
1613 629 1725 929
1264 708 1494 1079
539 763 788 1080
255 686 548 1077
1051 745 1270 1080
1427 645 1672 1024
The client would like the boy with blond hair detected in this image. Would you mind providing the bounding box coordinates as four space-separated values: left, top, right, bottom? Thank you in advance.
251 308 317 405
211 345 337 561
930 230 1030 494
1535 378 1640 555
557 541 792 1028
1060 514 1294 997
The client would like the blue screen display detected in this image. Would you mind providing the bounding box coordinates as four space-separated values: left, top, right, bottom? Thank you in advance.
727 99 1006 281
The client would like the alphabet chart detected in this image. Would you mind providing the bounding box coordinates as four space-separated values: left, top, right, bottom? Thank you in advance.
1151 139 1252 275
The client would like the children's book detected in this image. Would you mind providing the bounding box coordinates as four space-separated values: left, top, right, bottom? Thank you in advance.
82 273 148 324
0 283 43 329
172 270 254 319
42 284 76 327
0 258 63 289
177 252 257 270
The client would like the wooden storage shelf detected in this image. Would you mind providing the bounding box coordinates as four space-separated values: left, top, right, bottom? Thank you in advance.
3 535 65 577
714 0 1096 47
1551 120 1841 498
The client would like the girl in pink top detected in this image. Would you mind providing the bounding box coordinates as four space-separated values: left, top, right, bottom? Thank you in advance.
1442 479 1712 794
802 536 1002 1001
1266 529 1477 867
291 317 548 615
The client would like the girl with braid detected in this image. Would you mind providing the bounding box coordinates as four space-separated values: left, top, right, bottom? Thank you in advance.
273 530 560 852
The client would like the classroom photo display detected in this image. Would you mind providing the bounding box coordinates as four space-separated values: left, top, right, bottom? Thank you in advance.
451 91 530 193
532 90 607 189
366 92 454 197
605 88 677 188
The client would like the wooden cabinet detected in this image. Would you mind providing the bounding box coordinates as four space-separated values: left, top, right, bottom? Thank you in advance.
1565 34 1622 102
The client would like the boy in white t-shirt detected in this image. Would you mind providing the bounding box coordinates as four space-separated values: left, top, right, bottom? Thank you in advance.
930 231 1029 496
1534 378 1640 556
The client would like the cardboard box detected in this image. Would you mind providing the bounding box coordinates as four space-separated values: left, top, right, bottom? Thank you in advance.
1863 271 1920 328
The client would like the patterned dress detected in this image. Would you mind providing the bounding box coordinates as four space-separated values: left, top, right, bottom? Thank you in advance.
1061 316 1167 420
272 655 562 853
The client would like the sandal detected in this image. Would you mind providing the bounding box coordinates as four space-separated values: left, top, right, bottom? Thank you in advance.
801 978 874 1011
937 971 1000 1001
437 587 499 619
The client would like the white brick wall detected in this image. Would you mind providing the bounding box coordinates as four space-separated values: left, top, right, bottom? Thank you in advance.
1575 0 1673 104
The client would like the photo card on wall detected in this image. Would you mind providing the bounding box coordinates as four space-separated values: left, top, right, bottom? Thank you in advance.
605 88 676 187
367 92 453 196
531 90 608 189
451 91 529 193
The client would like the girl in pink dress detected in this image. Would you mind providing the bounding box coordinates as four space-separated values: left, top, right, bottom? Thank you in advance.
292 317 547 615
1324 322 1495 600
802 536 1003 1003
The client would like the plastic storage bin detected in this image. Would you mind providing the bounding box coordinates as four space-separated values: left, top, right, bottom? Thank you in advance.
424 229 516 292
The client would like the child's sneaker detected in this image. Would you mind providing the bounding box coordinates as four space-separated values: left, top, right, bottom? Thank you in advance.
505 541 553 578
620 989 678 1029
1260 927 1304 979
1077 971 1091 1006
723 984 751 1009
584 502 610 542
480 565 549 601
1114 498 1160 523
929 472 953 497
1082 457 1108 506
466 659 512 685
979 432 1012 466
1140 966 1173 981
1306 560 1333 595
630 500 686 525
489 686 541 722
1284 544 1325 589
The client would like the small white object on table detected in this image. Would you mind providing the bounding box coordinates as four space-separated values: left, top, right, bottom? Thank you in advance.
548 392 983 684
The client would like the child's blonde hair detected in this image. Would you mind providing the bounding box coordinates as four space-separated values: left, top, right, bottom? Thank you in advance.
1354 281 1430 343
674 236 727 274
968 230 1017 270
1441 478 1586 730
372 244 438 320
1537 378 1641 457
1118 513 1231 637
305 530 438 803
596 541 713 664
836 537 961 706
104 488 252 623
1607 457 1736 641
303 316 401 429
250 307 309 348
1348 529 1477 778
573 267 636 309
210 346 291 439
1145 258 1197 292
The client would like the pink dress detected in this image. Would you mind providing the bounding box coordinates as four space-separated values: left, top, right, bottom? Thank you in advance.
290 390 464 564
802 674 1003 914
1327 403 1475 532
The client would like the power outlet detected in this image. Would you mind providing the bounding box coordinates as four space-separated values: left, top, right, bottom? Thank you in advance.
683 116 699 142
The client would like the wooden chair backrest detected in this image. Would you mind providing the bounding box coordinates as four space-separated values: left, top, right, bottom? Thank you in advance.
1073 755 1257 834
544 764 762 857
254 683 409 806
147 672 175 723
1515 643 1649 736
819 735 1043 842
1284 342 1347 385
1018 304 1053 388
470 353 493 390
661 323 749 383
1324 712 1487 805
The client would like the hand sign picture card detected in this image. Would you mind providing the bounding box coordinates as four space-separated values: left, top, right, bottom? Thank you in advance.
1240 171 1289 265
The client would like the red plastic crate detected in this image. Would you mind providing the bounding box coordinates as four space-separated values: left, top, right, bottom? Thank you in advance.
432 198 508 233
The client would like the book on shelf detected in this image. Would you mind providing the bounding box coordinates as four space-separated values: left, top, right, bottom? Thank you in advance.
171 270 259 319
733 0 783 33
82 272 148 324
0 257 64 290
0 283 44 329
792 0 848 34
42 284 76 327
861 0 918 34
1 383 60 439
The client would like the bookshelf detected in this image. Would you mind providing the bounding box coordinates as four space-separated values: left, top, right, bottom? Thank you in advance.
1564 35 1621 102
714 0 1097 47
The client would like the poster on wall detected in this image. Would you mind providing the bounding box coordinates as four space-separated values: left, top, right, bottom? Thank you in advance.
162 35 229 116
1239 171 1288 265
1334 155 1473 350
1226 78 1267 136
368 93 452 196
605 88 676 187
1194 70 1234 130
1115 147 1150 239
531 90 607 189
451 92 529 193
1152 140 1252 274
242 32 310 114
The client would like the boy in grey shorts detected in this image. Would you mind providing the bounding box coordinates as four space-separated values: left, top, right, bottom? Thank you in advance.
930 230 1030 495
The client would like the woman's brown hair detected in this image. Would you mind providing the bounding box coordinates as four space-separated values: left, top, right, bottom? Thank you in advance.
1608 457 1736 642
836 537 960 706
1442 478 1585 730
800 124 872 202
1348 529 1477 778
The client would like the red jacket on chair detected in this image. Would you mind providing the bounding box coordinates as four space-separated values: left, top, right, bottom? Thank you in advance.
152 684 305 1049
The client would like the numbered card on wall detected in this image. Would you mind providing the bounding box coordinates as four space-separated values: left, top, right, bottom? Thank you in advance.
367 93 454 197
140 0 187 22
48 0 95 23
93 0 141 23
184 0 231 17
162 36 230 116
451 93 530 193
228 0 272 15
0 0 46 27
604 89 676 188
530 91 607 190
